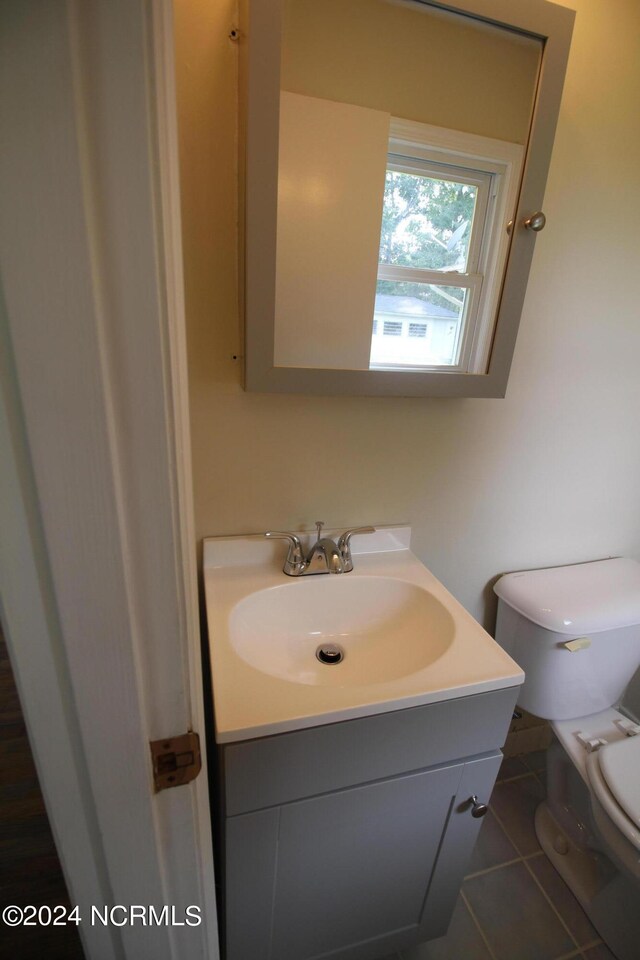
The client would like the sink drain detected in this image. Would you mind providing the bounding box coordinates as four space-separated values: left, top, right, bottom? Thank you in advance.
316 643 344 665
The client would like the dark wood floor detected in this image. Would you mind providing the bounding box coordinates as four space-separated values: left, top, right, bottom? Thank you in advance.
0 629 85 958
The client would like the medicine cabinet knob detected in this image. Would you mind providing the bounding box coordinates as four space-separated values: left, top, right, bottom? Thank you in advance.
470 795 489 818
523 211 547 232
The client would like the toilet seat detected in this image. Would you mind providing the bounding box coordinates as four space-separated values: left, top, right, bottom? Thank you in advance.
598 736 640 831
586 737 640 854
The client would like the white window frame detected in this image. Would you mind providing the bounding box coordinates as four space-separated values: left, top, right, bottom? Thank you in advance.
374 118 524 374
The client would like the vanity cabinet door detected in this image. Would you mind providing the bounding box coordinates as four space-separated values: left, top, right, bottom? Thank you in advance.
226 755 501 960
419 751 502 940
270 763 460 959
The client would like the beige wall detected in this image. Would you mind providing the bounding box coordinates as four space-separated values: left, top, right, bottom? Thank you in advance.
281 0 540 143
174 0 640 629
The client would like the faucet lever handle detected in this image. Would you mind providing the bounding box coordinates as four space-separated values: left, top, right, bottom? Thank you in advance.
315 520 324 542
265 531 303 558
338 526 376 547
337 526 376 572
265 532 305 576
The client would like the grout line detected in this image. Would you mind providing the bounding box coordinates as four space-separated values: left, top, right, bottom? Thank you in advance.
489 791 545 860
551 949 588 960
460 888 499 960
522 855 581 951
488 801 524 849
465 855 523 879
496 770 537 784
580 939 604 953
487 802 527 855
483 793 522 851
532 769 547 791
465 849 543 880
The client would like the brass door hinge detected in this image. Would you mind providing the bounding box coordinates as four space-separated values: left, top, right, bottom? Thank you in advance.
150 731 201 792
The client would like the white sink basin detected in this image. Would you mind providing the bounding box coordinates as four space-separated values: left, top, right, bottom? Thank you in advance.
204 526 523 742
230 576 454 686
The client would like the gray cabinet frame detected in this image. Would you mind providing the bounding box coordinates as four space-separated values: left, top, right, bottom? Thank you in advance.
220 687 518 959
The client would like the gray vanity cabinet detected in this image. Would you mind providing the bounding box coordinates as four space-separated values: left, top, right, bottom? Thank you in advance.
220 687 517 960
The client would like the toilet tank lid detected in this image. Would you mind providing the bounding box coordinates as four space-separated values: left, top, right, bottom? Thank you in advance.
494 558 640 635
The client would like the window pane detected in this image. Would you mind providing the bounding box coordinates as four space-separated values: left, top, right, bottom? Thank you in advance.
370 281 467 368
378 170 477 273
408 323 427 338
383 320 402 337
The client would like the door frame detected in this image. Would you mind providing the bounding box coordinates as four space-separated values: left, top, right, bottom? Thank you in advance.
0 2 218 958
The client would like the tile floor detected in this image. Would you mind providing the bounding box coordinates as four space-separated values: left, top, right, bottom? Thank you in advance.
382 750 616 960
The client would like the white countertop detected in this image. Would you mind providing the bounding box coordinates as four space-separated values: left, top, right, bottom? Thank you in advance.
204 526 523 743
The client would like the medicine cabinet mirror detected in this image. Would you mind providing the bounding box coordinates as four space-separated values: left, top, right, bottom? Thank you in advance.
242 0 575 397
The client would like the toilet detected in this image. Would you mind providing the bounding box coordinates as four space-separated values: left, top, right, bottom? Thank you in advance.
494 558 640 960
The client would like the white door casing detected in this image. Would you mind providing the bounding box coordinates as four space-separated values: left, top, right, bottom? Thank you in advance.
0 2 218 958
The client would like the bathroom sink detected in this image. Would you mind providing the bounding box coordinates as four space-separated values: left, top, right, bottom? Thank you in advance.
230 576 454 686
204 526 523 742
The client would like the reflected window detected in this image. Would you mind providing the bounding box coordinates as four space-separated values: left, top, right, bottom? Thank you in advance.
370 121 523 373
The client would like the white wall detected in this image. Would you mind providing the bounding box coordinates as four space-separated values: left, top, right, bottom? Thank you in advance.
280 0 539 144
175 0 640 631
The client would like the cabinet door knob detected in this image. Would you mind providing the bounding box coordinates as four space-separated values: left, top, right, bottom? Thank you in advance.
470 795 489 818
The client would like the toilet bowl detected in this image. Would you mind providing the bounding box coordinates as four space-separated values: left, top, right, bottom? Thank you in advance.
494 559 640 960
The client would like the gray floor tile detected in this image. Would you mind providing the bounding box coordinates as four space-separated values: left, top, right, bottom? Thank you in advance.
466 809 518 876
522 749 548 773
490 773 545 855
400 895 491 960
583 944 616 959
464 861 575 960
526 853 597 947
498 755 528 781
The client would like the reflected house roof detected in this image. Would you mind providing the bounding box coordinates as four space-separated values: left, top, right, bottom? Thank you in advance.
374 294 457 321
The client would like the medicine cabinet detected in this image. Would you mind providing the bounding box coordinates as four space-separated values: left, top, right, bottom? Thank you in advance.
241 0 575 398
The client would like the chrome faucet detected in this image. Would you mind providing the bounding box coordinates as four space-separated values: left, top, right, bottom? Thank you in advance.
307 521 344 574
265 522 375 576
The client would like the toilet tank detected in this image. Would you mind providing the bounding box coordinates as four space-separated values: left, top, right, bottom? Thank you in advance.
494 558 640 721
